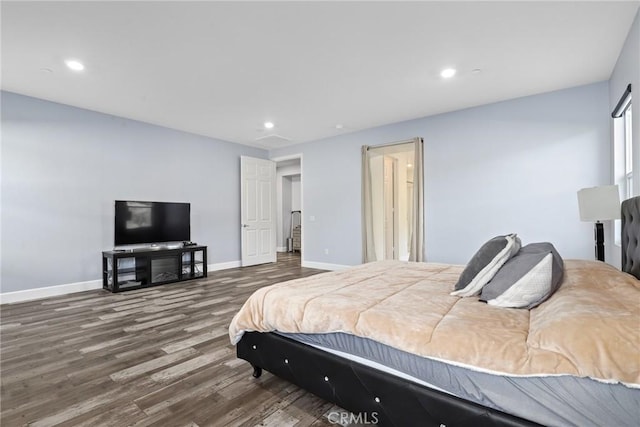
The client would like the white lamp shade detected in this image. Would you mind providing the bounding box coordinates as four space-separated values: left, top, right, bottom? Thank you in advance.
577 185 621 221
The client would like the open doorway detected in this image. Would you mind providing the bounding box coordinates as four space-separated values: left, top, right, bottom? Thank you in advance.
368 148 413 260
363 138 424 262
274 156 302 265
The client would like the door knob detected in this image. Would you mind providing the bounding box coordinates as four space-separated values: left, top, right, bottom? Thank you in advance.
242 224 249 228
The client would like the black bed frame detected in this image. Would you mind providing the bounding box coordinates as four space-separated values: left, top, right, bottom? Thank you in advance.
238 332 540 426
236 196 640 426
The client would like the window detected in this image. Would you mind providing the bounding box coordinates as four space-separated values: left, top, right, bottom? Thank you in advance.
613 84 632 245
624 104 633 198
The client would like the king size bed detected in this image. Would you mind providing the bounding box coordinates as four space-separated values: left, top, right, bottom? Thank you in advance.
229 196 640 427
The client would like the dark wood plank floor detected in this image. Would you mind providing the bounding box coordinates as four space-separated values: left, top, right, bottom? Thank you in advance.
1 253 345 427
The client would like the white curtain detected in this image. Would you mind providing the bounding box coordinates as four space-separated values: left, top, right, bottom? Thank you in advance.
361 145 376 262
362 137 424 263
408 138 424 262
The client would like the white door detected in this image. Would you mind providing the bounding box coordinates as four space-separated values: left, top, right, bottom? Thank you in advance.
241 156 277 266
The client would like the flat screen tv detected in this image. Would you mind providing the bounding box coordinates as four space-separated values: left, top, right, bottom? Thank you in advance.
114 200 190 246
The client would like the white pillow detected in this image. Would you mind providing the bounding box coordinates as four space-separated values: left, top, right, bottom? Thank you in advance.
451 234 521 297
480 242 564 309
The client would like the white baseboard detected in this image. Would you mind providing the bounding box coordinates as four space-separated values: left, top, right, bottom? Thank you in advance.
0 279 103 305
208 261 241 271
1 259 346 304
1 261 243 305
302 261 352 271
276 246 287 252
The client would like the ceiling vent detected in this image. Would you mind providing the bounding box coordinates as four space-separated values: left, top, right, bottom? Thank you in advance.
254 133 292 147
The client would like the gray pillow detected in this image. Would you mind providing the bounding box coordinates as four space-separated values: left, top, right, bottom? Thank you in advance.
451 234 521 297
480 242 564 309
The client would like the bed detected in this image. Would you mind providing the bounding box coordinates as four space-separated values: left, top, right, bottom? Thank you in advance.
229 196 640 427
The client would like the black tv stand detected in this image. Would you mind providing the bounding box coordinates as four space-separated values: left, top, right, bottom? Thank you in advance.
102 245 207 292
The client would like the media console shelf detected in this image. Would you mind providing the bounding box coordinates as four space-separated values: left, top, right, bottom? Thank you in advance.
102 245 207 292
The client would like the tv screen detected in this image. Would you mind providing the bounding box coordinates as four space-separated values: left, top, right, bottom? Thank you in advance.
114 201 190 246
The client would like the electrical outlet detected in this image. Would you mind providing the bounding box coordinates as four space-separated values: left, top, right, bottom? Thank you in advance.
309 215 316 222
324 248 329 255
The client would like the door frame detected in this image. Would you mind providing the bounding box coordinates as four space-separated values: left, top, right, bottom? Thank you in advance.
363 139 422 262
271 153 304 263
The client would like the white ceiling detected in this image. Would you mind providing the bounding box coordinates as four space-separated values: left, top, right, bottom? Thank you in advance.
2 1 638 149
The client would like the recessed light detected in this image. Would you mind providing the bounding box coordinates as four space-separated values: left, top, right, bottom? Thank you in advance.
335 124 344 130
40 68 53 73
65 59 85 71
264 121 274 129
471 68 482 75
440 68 456 78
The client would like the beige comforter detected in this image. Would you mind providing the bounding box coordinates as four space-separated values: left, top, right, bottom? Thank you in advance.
229 260 640 387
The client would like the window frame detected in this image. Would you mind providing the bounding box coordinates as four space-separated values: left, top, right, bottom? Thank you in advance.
612 85 632 246
624 103 633 199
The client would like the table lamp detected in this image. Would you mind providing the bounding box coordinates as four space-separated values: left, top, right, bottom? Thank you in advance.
577 185 621 262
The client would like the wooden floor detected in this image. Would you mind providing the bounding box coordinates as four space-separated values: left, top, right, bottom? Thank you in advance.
1 253 345 427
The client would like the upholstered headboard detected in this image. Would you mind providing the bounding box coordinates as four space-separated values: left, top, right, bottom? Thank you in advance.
621 196 640 280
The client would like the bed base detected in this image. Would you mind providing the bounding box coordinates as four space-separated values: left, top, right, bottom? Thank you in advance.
237 332 541 427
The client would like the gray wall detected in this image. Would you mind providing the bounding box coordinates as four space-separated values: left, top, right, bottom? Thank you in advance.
271 82 611 267
0 81 614 292
1 91 266 293
609 9 640 269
